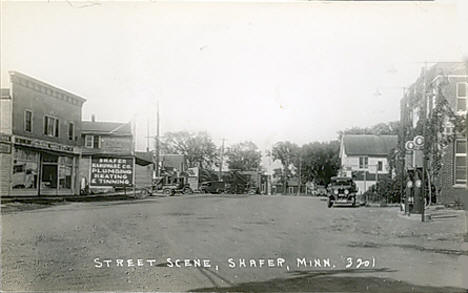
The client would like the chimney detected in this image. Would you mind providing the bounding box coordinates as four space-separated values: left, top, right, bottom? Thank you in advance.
91 114 95 122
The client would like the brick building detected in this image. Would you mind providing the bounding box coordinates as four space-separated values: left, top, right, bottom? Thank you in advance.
400 62 467 205
0 72 85 196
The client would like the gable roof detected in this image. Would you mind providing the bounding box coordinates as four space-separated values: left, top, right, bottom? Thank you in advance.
81 121 132 136
342 135 397 157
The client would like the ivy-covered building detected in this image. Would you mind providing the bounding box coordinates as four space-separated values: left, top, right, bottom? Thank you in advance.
400 62 467 206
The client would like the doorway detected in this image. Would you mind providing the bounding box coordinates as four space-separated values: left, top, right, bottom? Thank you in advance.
41 153 58 193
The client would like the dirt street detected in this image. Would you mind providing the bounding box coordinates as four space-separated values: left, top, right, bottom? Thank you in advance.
1 195 467 292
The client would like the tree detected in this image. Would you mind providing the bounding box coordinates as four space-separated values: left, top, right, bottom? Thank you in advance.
225 141 262 171
161 131 218 169
337 121 401 139
300 141 340 186
271 141 300 193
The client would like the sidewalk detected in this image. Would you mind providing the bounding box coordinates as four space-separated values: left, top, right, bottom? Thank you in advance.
397 204 466 222
0 191 171 214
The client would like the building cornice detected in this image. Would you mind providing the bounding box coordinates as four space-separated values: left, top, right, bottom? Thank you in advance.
9 71 87 107
431 74 468 84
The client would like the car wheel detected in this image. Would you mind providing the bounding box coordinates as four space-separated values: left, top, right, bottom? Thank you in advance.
163 189 171 195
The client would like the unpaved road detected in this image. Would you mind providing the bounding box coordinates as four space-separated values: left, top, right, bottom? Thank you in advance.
1 194 467 292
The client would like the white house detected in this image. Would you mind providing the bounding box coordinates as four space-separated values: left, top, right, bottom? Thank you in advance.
339 135 398 194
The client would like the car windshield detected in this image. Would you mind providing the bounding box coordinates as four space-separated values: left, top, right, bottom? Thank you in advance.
333 180 352 186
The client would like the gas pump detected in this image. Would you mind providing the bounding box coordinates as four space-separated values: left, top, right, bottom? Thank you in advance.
413 170 425 213
404 136 425 216
405 171 414 215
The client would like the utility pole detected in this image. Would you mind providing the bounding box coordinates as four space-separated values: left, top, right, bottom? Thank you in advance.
297 156 302 196
146 119 150 152
155 101 160 177
219 138 225 180
421 63 427 222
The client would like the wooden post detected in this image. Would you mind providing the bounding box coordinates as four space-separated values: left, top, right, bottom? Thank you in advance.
132 156 136 197
421 63 427 222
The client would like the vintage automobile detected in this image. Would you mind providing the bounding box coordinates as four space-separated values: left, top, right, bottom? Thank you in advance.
199 181 225 194
327 176 358 208
315 185 328 197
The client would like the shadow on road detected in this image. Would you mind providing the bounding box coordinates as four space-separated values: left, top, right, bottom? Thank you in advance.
190 268 467 293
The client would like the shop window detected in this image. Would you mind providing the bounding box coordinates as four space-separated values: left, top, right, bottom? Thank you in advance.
359 156 368 169
68 122 74 140
12 148 38 189
59 156 73 189
457 82 467 112
455 140 467 185
24 110 32 132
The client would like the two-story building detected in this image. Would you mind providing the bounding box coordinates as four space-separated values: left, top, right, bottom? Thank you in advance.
78 117 152 193
400 62 467 205
339 134 398 194
0 72 85 196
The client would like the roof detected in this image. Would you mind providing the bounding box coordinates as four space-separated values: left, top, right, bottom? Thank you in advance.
135 151 153 166
342 135 397 157
81 148 132 156
82 121 132 136
135 151 154 163
407 62 467 92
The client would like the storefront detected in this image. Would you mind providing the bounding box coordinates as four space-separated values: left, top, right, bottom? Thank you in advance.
10 136 79 196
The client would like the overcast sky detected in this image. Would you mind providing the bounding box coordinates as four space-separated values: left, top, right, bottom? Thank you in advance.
1 1 467 156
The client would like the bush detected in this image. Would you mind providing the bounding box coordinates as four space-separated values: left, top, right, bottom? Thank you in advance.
363 177 402 204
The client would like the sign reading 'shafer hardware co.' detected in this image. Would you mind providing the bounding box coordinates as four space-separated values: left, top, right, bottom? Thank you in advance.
90 157 134 187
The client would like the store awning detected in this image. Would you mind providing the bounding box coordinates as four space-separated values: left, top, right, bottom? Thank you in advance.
135 153 153 166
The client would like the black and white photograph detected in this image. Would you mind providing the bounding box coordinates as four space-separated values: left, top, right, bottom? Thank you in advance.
0 0 467 292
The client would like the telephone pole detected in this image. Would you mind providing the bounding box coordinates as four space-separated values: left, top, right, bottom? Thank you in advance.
155 101 160 177
146 119 150 152
297 156 302 196
421 63 427 222
219 138 225 180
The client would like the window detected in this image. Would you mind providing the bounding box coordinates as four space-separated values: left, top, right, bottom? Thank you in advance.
12 148 38 189
454 140 467 185
68 122 74 140
85 135 94 148
43 116 59 137
377 161 383 172
24 110 32 132
359 156 368 169
93 135 100 149
457 82 467 112
44 116 57 137
84 135 100 148
55 119 59 137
